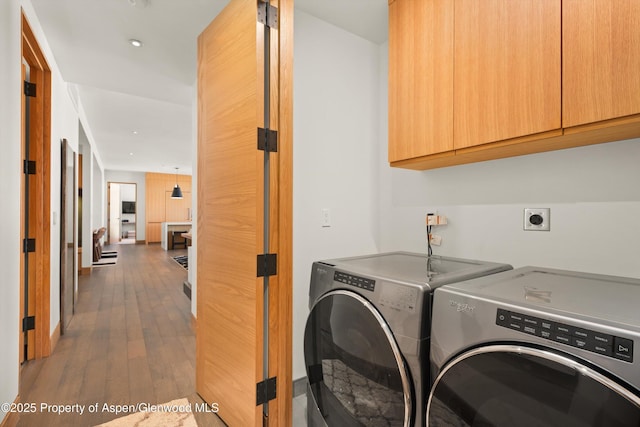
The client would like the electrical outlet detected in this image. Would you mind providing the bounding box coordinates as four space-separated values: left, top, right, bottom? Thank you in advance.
524 208 550 231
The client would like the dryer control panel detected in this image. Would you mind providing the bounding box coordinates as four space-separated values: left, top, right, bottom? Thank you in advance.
334 271 375 292
496 308 634 363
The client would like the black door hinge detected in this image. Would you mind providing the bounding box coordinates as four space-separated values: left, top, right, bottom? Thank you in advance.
257 1 278 29
24 81 36 97
23 238 36 253
24 160 36 175
257 253 277 277
256 377 277 406
257 127 278 153
22 316 35 332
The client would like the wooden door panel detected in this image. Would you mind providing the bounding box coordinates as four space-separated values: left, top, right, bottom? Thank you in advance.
563 0 640 127
197 0 263 425
165 191 191 222
388 0 454 160
146 175 166 223
454 0 561 149
177 175 192 193
146 223 161 243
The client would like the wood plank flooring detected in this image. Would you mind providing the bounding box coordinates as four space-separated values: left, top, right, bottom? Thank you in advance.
16 244 225 427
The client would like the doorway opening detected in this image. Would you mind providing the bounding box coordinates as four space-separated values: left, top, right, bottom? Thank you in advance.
107 182 138 245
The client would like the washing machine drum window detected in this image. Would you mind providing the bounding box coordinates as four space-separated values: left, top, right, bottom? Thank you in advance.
427 345 640 427
304 290 412 427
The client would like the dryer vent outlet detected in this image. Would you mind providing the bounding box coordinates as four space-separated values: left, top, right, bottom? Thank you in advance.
524 208 550 231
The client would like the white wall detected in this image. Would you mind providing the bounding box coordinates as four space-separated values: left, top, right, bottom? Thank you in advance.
80 129 93 269
0 0 22 418
48 61 81 336
92 155 104 231
119 183 136 201
377 42 640 279
0 0 92 421
105 170 146 241
292 10 382 380
190 84 198 317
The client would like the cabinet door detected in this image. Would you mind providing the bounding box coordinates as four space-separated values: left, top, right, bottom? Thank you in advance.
177 175 192 193
388 0 453 161
454 0 561 149
563 0 640 127
146 175 166 223
146 223 161 243
165 191 191 222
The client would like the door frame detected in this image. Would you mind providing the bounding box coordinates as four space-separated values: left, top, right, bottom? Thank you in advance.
107 181 138 244
60 139 77 335
20 11 52 362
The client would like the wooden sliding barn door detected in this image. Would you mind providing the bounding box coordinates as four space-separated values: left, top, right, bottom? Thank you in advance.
196 0 292 426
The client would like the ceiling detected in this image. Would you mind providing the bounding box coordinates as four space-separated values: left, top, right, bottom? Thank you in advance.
29 0 388 175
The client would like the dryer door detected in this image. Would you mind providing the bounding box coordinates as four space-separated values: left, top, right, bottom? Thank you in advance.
304 290 412 427
427 345 640 427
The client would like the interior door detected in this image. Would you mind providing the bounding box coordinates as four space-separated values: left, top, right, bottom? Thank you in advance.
21 13 53 360
197 0 292 425
196 0 265 425
21 62 36 362
108 183 120 244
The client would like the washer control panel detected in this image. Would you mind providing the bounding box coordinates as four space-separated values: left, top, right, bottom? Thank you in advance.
379 284 418 313
496 308 634 363
334 271 375 292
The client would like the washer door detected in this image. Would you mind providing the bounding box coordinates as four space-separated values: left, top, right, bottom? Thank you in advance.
304 290 412 427
427 345 640 427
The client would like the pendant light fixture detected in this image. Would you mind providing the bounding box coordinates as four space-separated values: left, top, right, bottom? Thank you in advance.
171 167 183 199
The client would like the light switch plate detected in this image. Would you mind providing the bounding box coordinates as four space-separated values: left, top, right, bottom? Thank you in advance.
321 208 331 227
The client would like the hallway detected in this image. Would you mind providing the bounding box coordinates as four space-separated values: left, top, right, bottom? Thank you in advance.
16 244 223 426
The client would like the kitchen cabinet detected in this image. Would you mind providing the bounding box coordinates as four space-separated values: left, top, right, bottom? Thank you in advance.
389 0 640 170
145 172 192 243
563 0 640 127
146 223 161 244
454 0 560 149
388 0 453 161
165 191 192 222
146 177 166 223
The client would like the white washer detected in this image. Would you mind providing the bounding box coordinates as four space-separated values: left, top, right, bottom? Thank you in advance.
304 252 512 427
428 267 640 426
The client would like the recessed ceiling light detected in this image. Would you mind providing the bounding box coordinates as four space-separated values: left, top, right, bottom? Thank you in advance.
129 152 134 156
132 130 138 135
129 39 143 48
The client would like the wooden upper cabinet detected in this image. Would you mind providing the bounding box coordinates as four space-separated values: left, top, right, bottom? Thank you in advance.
165 191 192 222
388 0 640 170
563 0 640 127
145 172 192 237
454 0 561 149
388 0 453 162
146 176 166 223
